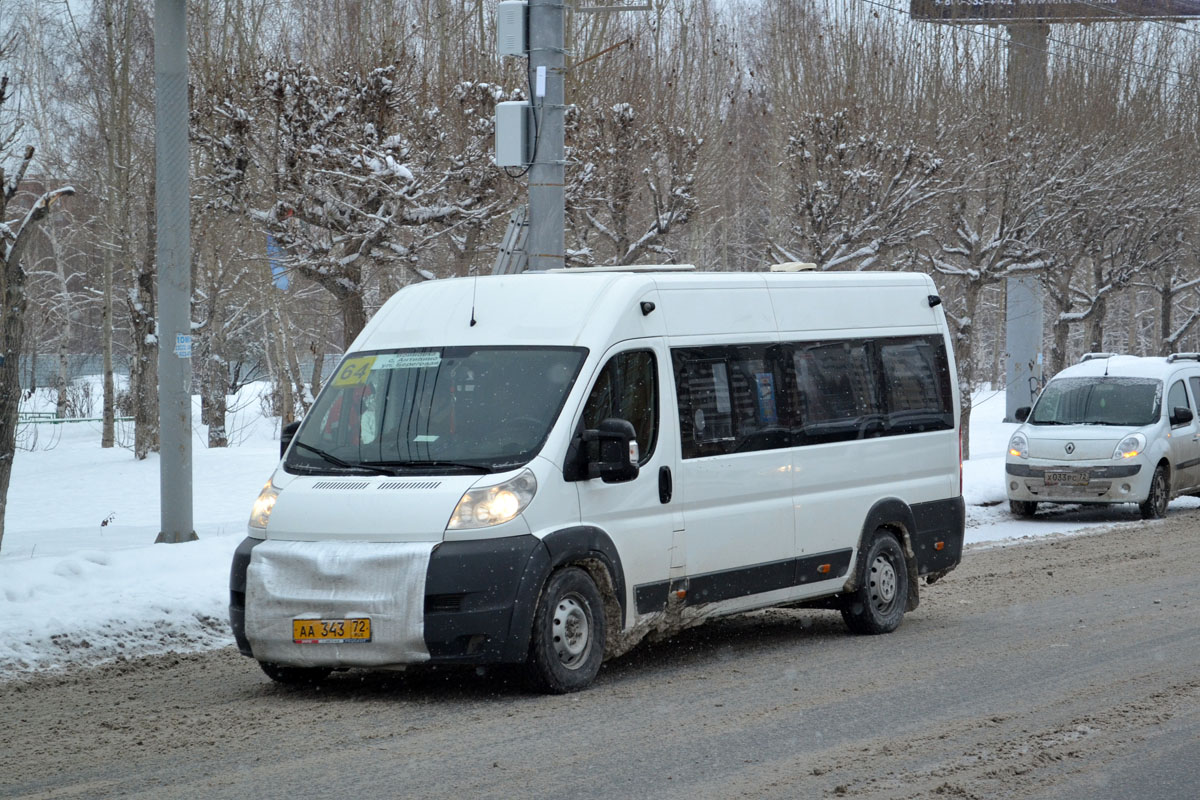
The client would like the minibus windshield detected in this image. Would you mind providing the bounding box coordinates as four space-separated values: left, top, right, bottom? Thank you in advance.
1029 377 1161 427
286 346 588 474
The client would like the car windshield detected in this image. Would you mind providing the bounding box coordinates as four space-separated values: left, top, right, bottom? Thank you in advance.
286 345 588 475
1029 377 1161 427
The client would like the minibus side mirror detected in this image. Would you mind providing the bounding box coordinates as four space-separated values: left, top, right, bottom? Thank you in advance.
1015 406 1031 423
280 420 301 458
585 418 640 484
1171 406 1193 426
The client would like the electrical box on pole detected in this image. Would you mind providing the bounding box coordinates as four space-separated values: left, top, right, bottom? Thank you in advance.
497 1 528 56
495 101 531 167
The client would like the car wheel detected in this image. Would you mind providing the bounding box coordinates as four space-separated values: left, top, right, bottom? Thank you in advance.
1139 464 1170 520
525 567 605 694
1009 499 1038 518
841 530 908 635
259 661 332 686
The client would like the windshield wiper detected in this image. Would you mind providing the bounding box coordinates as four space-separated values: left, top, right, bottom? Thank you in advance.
293 442 396 476
362 459 492 474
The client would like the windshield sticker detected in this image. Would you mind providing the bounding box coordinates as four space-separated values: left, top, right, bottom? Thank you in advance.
413 434 439 443
373 352 443 371
332 356 377 387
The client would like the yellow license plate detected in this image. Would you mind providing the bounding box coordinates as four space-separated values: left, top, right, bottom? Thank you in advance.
293 618 371 644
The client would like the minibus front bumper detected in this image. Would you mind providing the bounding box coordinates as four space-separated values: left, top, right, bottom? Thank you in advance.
230 534 547 667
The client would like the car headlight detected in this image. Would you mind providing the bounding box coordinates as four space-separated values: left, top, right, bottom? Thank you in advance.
448 469 537 530
1008 432 1029 459
1113 434 1146 460
248 481 280 530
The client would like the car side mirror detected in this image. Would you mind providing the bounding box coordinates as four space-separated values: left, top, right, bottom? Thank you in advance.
1015 406 1031 423
281 420 301 458
1171 406 1193 426
584 418 639 483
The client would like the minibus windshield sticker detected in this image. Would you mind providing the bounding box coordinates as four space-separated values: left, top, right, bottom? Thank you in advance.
332 356 377 386
373 352 442 371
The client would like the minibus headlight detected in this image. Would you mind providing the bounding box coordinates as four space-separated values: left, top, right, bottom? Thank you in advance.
248 481 280 530
1113 434 1146 460
448 469 537 529
1008 432 1029 460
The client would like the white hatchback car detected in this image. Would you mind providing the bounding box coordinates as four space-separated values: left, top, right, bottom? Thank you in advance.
1006 353 1200 519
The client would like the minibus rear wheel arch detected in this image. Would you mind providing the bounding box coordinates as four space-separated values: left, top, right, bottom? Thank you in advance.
840 528 909 635
851 499 919 613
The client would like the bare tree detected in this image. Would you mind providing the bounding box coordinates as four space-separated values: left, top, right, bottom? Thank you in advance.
772 108 942 272
0 70 74 551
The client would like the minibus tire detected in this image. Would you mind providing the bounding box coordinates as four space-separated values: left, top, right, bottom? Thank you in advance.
259 661 332 687
840 530 908 635
1139 465 1170 520
525 567 605 693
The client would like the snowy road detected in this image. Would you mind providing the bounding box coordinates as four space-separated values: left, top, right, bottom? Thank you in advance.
3 510 1199 800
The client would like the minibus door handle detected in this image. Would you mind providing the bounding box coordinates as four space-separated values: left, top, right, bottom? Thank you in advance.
659 466 673 504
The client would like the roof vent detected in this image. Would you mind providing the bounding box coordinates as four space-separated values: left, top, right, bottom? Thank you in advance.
1080 352 1118 362
769 262 818 272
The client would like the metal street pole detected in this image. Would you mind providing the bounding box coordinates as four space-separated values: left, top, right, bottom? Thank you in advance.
526 0 565 271
154 0 196 543
1003 22 1047 421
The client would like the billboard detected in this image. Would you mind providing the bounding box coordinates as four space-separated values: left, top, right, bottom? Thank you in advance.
910 0 1200 22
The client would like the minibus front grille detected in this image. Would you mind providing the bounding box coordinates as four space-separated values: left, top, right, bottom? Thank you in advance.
311 480 372 491
378 481 443 491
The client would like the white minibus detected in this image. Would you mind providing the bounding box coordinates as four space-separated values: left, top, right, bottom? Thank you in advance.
230 268 965 692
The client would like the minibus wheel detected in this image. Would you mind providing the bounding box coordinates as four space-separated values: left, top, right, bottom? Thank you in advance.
526 567 605 693
841 530 908 635
259 661 332 686
1139 465 1170 520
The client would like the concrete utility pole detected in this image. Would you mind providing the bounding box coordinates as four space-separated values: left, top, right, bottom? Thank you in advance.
526 0 566 271
154 0 196 543
1003 22 1048 421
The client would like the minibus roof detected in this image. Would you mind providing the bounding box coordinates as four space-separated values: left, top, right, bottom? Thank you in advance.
349 270 941 354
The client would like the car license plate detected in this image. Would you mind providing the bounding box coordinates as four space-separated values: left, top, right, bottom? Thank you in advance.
1045 471 1089 486
293 618 371 644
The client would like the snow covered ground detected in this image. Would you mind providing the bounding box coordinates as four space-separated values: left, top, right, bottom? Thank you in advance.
1 386 1190 677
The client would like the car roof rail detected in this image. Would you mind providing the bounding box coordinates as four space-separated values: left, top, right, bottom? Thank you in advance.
1080 352 1118 362
1166 352 1200 363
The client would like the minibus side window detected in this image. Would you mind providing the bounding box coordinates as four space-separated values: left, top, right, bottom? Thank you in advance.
673 344 790 458
788 341 881 444
877 337 954 434
582 350 658 465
